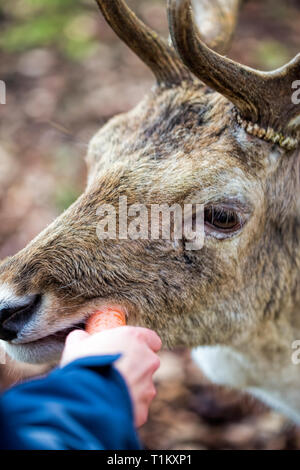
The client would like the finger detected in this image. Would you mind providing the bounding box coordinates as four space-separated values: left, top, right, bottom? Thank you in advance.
133 328 162 352
150 354 161 373
135 408 149 428
65 329 89 345
148 384 157 401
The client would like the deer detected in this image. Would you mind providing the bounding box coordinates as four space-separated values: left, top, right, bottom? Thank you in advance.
0 0 300 424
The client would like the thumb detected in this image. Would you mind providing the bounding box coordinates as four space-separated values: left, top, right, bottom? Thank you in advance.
65 329 89 346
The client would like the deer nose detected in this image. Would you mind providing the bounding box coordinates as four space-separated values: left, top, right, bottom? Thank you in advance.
0 294 41 341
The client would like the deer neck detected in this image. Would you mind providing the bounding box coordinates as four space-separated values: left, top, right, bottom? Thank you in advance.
193 304 300 423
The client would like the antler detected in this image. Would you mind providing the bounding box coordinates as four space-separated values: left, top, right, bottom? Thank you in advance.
95 0 240 85
95 0 191 85
192 0 241 54
168 0 300 150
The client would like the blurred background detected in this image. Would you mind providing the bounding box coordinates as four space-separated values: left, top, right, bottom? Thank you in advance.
1 0 300 450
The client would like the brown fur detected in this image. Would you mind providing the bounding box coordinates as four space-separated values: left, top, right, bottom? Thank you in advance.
1 2 300 421
0 83 299 350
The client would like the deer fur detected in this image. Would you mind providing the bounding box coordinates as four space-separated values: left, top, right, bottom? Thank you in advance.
0 0 300 423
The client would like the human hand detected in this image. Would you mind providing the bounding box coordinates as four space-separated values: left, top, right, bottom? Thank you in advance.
61 326 162 427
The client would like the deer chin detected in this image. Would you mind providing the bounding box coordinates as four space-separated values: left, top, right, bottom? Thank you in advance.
2 321 86 364
2 336 67 364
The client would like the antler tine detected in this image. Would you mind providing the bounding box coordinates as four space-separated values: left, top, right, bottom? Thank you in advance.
168 0 300 150
95 0 191 85
192 0 241 54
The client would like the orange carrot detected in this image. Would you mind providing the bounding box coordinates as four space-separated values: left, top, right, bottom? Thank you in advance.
85 306 126 334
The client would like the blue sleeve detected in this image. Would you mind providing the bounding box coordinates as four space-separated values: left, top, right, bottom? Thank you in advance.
0 355 141 450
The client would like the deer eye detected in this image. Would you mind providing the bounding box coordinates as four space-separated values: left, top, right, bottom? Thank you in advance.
204 206 243 236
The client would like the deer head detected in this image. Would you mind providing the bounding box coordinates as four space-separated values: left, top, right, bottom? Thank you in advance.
0 0 299 400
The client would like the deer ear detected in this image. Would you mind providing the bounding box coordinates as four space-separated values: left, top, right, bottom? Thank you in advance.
168 0 300 151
